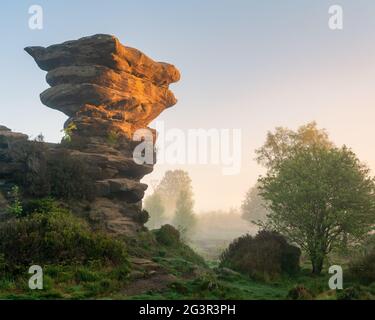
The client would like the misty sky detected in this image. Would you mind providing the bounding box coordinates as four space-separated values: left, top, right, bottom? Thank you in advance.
1 1 375 212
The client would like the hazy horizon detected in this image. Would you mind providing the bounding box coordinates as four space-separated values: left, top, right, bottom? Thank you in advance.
2 1 375 212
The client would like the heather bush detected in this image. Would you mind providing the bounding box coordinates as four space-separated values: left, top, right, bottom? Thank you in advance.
155 224 181 246
23 197 62 216
287 285 314 300
349 248 375 285
0 205 128 274
220 230 301 280
336 286 373 300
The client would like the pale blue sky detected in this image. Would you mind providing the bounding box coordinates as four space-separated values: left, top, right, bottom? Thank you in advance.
1 1 375 211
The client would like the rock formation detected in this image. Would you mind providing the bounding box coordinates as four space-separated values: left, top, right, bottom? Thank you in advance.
0 35 180 235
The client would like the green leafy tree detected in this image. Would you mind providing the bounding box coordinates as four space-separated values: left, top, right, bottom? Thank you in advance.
173 189 197 239
144 193 166 229
260 145 375 274
255 121 333 170
155 170 193 218
241 182 270 224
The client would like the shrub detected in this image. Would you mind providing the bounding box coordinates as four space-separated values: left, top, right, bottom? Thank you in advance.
0 254 6 277
348 249 375 284
149 225 206 268
155 224 181 246
61 122 77 143
220 230 301 280
111 263 131 281
287 285 314 300
194 273 220 291
23 197 63 216
74 268 101 283
0 206 128 274
255 231 301 275
6 186 23 217
337 286 373 300
107 130 120 146
137 209 149 225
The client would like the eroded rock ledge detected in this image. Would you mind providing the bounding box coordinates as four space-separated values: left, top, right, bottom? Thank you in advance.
0 35 180 235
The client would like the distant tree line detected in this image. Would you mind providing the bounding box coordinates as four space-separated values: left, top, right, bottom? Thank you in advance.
144 170 197 239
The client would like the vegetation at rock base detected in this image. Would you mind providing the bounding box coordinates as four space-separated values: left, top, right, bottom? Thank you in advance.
61 122 77 143
0 198 132 299
154 224 181 246
6 186 23 217
0 199 129 271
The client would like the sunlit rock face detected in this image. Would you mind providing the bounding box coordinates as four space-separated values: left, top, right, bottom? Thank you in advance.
25 34 180 138
5 34 180 235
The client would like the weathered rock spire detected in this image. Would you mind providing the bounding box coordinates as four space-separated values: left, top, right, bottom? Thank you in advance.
25 34 180 138
20 34 180 234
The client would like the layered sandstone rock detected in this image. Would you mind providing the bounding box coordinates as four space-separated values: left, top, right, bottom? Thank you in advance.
24 34 179 137
0 127 29 218
0 35 180 235
0 126 29 180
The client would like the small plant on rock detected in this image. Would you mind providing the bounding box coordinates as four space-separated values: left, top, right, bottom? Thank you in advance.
7 186 23 217
61 122 77 143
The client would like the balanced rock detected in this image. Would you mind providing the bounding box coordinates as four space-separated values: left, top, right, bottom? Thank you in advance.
25 34 180 138
1 35 180 235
